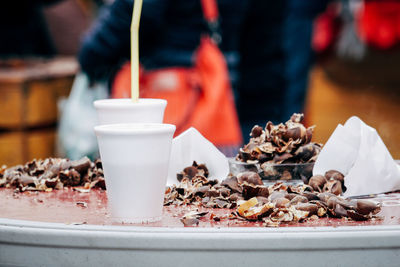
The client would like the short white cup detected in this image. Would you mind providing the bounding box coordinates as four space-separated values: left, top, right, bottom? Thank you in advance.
94 123 176 223
94 98 167 125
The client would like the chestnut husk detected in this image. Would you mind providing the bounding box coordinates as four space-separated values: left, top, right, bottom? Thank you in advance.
308 175 327 192
242 183 269 200
237 171 263 186
356 199 381 215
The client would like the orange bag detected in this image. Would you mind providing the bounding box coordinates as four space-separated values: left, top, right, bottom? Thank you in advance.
112 0 242 149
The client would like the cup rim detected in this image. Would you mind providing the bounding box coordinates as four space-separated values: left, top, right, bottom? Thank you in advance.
94 123 176 135
94 98 167 109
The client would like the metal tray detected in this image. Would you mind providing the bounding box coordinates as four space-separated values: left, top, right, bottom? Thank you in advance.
1 188 400 267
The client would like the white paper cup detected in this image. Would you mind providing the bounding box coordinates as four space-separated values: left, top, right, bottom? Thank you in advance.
94 123 176 223
94 98 167 125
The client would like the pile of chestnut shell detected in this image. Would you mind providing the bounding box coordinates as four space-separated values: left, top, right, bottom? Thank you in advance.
308 170 346 195
0 157 105 192
236 113 322 165
165 165 381 226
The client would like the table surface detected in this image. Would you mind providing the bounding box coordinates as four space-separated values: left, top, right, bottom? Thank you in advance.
1 187 400 228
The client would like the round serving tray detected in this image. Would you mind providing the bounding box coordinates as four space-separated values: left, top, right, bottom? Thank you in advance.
1 218 400 267
2 188 400 266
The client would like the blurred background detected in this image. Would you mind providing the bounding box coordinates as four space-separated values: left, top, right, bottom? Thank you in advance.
0 0 399 166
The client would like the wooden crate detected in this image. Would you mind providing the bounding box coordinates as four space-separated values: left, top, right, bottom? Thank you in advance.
0 57 77 129
305 67 400 159
0 57 78 166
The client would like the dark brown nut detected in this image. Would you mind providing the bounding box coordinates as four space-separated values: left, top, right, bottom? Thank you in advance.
219 187 231 198
221 176 242 193
356 200 381 215
295 203 318 215
58 169 81 186
330 181 343 196
282 125 306 142
286 193 300 200
30 168 45 177
333 203 348 218
251 125 263 138
94 159 102 169
197 164 209 178
228 193 241 202
269 191 287 202
70 169 82 186
192 161 199 167
204 179 218 187
204 189 220 198
325 196 353 210
318 192 337 203
269 182 288 193
305 127 313 144
237 171 263 186
335 198 355 210
258 153 272 163
294 143 321 162
175 187 185 196
290 195 309 205
323 180 343 196
238 148 251 162
325 170 345 183
183 166 198 179
326 196 338 210
26 160 37 172
242 183 269 200
45 178 58 188
301 191 319 201
176 173 184 182
303 184 314 192
347 210 369 221
272 153 293 164
287 184 306 194
194 185 211 196
95 177 106 189
71 157 91 175
273 197 290 208
308 175 327 192
309 200 328 209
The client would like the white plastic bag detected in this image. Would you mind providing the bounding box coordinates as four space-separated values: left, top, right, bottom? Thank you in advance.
58 73 108 160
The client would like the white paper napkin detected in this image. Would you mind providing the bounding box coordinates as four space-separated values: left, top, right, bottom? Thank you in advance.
313 116 400 197
167 127 229 186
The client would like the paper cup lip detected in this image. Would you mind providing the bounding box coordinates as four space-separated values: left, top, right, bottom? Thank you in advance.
94 98 167 109
94 123 176 136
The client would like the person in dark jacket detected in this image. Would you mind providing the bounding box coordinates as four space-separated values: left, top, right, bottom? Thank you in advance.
79 0 328 142
79 0 248 86
237 0 329 138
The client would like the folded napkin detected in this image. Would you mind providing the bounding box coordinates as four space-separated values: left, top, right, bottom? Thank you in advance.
167 128 229 186
313 116 400 197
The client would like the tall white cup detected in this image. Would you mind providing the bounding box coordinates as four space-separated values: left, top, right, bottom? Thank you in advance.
94 123 176 223
94 98 167 124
